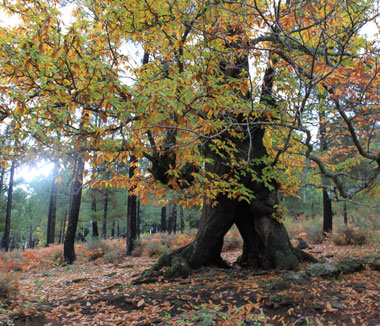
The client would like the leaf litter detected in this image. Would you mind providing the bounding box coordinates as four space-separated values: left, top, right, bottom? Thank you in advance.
0 240 379 326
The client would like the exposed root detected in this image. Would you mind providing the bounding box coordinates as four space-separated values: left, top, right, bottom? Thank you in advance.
132 246 193 284
293 247 318 264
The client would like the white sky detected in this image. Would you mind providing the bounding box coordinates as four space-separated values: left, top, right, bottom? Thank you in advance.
18 160 55 183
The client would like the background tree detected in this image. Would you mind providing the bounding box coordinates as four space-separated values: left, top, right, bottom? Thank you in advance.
1 161 15 252
46 162 59 246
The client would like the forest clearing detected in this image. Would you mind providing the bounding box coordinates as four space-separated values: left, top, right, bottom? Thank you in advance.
1 228 380 326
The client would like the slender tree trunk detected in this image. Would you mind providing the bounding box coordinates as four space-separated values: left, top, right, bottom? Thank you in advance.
46 162 59 246
167 202 173 234
161 206 167 233
137 199 141 236
91 196 99 238
180 207 184 234
343 202 348 226
319 109 333 233
102 188 108 239
126 155 137 255
111 221 115 238
322 189 333 233
0 166 4 196
29 224 34 248
0 127 8 198
60 205 68 244
2 161 15 252
64 155 85 264
171 203 177 234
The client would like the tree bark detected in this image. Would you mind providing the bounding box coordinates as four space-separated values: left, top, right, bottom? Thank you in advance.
111 221 115 238
64 155 84 264
167 203 173 234
137 199 141 236
2 161 15 252
161 206 167 232
60 205 68 244
102 188 108 239
179 207 184 234
46 162 59 246
322 189 333 233
320 109 333 233
343 202 348 226
126 155 137 256
91 195 99 238
171 203 177 234
0 166 4 196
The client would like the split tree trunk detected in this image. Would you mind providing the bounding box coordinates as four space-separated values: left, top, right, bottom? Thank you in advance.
139 38 316 281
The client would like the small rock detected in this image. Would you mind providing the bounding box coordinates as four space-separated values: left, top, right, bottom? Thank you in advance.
305 263 341 279
326 254 334 258
329 298 343 310
266 279 290 291
282 272 310 285
309 303 324 310
369 318 380 326
370 261 380 271
267 294 294 309
337 258 364 274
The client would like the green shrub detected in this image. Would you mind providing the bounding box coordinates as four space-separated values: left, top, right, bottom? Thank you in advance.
131 238 143 257
331 233 346 246
103 247 125 264
50 248 64 265
86 239 111 260
87 239 111 252
283 216 302 240
303 219 324 244
145 240 163 257
0 274 18 305
343 227 368 245
331 227 368 246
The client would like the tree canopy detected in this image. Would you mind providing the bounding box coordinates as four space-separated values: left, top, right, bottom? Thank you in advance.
0 0 379 268
0 0 378 206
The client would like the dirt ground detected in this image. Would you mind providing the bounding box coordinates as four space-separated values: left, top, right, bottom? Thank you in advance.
1 242 380 326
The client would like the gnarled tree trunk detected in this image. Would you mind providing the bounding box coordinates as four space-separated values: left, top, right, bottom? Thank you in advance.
148 125 316 280
137 36 316 282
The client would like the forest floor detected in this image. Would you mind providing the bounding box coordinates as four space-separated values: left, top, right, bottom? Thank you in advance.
0 237 379 326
